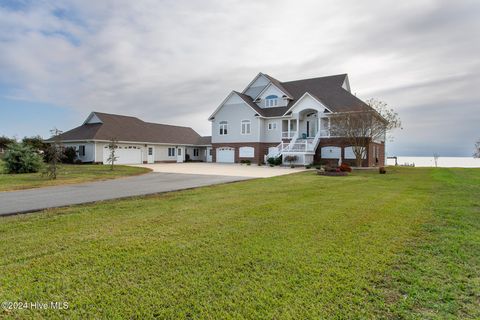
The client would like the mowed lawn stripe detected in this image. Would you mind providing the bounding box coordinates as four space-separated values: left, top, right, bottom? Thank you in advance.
0 168 478 319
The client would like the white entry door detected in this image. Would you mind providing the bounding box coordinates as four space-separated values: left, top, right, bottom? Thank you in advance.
216 147 235 163
206 147 213 162
177 147 184 163
147 146 154 164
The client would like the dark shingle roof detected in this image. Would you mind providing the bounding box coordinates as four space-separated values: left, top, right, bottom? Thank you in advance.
196 136 212 145
281 74 371 113
48 112 210 145
237 74 373 117
262 74 294 99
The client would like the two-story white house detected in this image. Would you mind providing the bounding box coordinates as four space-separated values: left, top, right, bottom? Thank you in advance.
209 73 385 166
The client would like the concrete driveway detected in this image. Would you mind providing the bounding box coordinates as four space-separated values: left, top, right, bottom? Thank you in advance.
132 162 306 178
0 172 249 217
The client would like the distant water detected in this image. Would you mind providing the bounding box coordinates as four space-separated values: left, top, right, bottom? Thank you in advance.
386 156 480 168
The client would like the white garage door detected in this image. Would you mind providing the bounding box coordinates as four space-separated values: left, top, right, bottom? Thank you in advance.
216 147 235 163
321 146 341 159
103 146 142 164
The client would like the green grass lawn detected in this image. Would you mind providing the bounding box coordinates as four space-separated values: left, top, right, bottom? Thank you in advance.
0 168 478 319
0 161 151 191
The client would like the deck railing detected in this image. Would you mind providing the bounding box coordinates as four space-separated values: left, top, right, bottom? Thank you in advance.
281 131 297 139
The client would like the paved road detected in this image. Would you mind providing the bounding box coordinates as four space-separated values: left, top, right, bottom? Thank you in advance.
0 173 250 216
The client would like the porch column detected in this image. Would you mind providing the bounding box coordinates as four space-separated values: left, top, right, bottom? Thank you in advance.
317 115 320 136
296 117 300 137
287 119 290 138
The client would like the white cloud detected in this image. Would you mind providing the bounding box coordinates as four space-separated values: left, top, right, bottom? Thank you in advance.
0 0 479 154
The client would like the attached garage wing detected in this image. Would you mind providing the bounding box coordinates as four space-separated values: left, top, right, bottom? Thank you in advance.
216 147 235 163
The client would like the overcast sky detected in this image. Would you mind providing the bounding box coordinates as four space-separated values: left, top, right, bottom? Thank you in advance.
0 0 479 156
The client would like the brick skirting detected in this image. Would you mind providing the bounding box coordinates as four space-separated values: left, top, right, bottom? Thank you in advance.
211 142 278 164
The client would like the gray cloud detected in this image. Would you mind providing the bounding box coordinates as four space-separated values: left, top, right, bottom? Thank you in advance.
0 0 479 155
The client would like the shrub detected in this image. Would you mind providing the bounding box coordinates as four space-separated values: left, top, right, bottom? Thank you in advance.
339 163 352 172
267 156 282 166
379 167 386 174
274 156 282 166
63 147 77 164
3 143 43 173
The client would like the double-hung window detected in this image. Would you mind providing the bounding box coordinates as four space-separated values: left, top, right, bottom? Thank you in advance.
241 120 251 135
219 121 228 135
168 147 176 157
193 148 199 157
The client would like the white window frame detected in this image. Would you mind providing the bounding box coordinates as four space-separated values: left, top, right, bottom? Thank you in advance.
168 147 176 157
219 121 228 135
267 122 277 130
241 120 251 135
79 145 86 157
265 95 279 107
193 148 199 157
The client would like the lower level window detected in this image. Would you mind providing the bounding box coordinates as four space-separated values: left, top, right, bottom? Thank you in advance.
193 148 199 157
79 145 86 157
168 147 175 157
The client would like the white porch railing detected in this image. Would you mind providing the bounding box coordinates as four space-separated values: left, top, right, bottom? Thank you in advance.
282 131 297 139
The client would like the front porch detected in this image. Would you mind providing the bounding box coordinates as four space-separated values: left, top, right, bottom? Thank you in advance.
281 109 332 141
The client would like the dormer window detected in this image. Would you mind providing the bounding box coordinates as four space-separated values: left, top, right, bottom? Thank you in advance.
265 95 278 107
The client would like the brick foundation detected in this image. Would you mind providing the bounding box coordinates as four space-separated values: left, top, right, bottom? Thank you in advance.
313 138 385 167
211 139 385 167
211 142 278 164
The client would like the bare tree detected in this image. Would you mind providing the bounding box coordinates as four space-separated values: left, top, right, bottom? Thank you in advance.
433 153 440 167
331 98 401 167
474 139 480 158
44 128 63 179
107 138 118 170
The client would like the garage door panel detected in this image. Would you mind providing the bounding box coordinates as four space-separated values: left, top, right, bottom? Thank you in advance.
103 147 142 164
216 148 235 163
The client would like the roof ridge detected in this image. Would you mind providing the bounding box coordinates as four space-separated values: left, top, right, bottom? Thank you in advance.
92 111 141 118
281 73 347 85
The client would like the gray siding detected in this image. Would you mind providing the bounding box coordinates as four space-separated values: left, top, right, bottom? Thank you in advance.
211 102 260 143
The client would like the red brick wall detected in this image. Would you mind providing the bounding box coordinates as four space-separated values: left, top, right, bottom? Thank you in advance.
313 138 385 167
211 143 278 164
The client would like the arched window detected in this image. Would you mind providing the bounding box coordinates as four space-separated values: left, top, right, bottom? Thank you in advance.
219 121 228 135
265 95 278 107
241 120 251 135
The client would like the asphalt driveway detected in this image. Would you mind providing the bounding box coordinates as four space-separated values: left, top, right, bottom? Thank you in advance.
0 172 249 216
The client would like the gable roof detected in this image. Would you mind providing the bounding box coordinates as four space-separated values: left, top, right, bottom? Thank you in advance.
280 74 371 113
260 74 294 99
235 73 373 117
48 112 209 145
